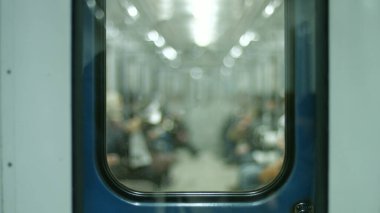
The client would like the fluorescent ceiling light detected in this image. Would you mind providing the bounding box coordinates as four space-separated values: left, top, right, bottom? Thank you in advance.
158 0 174 20
187 0 220 47
239 31 259 47
162 47 178 60
146 30 159 42
95 9 105 20
154 36 166 47
263 0 282 18
146 31 166 47
86 0 96 9
263 4 275 17
230 46 243 58
127 5 139 18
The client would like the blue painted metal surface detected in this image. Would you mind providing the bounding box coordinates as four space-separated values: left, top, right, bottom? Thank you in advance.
81 0 318 212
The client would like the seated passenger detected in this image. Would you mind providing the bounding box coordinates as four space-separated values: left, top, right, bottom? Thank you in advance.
106 91 131 178
237 129 285 190
224 111 255 164
168 115 198 156
106 92 166 185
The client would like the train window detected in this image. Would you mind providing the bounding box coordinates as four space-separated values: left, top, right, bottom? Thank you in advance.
105 0 286 193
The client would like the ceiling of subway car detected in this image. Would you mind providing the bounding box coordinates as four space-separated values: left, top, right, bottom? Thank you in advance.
106 0 284 69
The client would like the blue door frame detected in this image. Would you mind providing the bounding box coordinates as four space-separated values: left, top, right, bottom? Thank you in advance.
73 0 328 212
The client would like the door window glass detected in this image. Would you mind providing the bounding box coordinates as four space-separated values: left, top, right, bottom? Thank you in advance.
105 0 285 192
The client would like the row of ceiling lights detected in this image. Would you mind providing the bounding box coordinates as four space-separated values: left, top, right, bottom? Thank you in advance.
223 31 260 69
147 0 281 66
122 0 180 62
145 30 178 61
103 0 179 62
132 0 279 77
105 0 281 77
222 0 282 72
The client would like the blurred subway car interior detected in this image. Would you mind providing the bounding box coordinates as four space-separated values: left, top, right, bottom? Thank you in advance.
104 0 285 192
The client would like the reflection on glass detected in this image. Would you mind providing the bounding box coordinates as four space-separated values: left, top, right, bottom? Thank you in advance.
105 0 285 192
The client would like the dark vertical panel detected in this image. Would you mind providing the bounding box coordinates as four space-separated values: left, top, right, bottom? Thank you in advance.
315 0 329 212
72 0 84 212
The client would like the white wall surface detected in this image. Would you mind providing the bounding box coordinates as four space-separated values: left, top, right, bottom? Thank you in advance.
0 0 71 213
329 0 380 212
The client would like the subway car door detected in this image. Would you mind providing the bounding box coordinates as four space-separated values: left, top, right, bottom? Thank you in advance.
73 0 328 212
